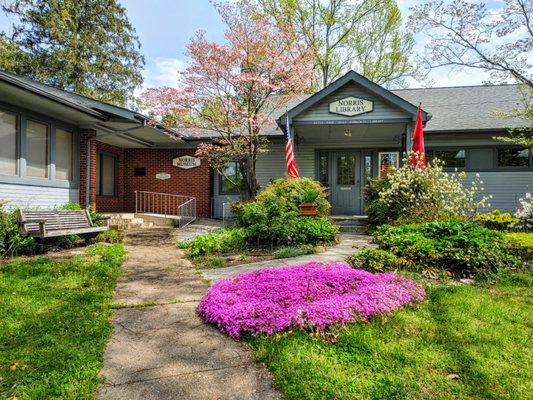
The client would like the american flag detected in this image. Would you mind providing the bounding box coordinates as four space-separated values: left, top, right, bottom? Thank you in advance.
284 112 299 178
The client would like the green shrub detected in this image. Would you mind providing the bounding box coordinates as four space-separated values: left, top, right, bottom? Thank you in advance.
179 228 246 257
301 189 321 204
366 158 487 227
346 249 402 272
0 204 37 257
232 178 337 247
474 210 518 231
273 244 317 259
92 229 122 244
234 177 330 222
505 232 533 260
374 220 522 278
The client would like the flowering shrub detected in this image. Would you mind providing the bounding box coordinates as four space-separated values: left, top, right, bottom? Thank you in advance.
366 157 489 227
197 262 425 338
515 193 533 231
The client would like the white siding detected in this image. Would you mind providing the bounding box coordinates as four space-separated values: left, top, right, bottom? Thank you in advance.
0 183 78 209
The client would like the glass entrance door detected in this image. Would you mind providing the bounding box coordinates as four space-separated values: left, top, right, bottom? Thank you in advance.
330 152 361 215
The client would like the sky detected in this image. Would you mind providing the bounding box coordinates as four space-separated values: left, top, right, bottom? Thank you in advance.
0 0 521 92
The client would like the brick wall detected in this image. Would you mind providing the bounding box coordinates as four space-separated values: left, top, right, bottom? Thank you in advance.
79 129 97 209
87 142 212 216
95 142 125 213
123 148 212 217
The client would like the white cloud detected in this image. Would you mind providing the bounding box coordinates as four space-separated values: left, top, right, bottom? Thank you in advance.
140 57 185 91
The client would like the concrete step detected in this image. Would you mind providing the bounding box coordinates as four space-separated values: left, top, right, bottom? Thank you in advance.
332 215 368 227
337 224 368 234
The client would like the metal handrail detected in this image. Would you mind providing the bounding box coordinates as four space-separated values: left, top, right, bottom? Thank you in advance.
134 190 196 228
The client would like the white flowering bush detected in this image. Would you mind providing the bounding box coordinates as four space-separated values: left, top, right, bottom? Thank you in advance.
515 193 533 231
366 156 489 226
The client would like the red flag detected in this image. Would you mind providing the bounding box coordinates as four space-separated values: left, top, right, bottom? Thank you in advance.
408 106 426 170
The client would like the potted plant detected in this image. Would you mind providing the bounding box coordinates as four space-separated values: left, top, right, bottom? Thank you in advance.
300 189 321 217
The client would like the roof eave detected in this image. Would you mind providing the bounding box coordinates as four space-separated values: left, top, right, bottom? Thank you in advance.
0 71 108 120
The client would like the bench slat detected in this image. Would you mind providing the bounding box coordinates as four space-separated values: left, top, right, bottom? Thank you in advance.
17 209 108 238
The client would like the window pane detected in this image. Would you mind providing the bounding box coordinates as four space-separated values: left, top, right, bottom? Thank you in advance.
55 128 73 180
0 111 18 175
337 155 355 185
364 155 372 184
498 148 529 167
379 152 399 177
26 120 48 178
435 149 465 168
99 153 116 196
318 152 329 186
220 162 244 194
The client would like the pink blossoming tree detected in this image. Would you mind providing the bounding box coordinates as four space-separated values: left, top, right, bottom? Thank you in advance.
141 0 314 198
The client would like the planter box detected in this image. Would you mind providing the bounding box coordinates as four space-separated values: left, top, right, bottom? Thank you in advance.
300 203 318 217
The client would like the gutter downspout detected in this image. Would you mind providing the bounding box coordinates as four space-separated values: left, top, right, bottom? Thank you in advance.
85 121 148 208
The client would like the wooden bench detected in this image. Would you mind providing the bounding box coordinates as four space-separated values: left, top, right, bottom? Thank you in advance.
17 209 109 239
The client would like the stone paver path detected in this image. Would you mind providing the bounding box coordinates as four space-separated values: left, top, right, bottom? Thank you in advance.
98 227 280 400
203 234 374 282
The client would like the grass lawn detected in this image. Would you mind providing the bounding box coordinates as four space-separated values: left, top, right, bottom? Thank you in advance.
249 273 533 400
0 244 125 399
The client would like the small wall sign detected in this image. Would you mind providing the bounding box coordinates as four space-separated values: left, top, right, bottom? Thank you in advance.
329 96 373 117
173 155 201 169
156 172 171 180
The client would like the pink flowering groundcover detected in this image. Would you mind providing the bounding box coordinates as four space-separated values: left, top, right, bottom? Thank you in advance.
197 262 426 338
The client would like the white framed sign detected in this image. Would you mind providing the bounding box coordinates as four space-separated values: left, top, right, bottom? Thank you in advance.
329 96 374 117
156 172 171 180
378 152 399 177
173 155 201 169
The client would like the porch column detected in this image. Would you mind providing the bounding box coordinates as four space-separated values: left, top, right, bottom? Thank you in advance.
79 129 97 210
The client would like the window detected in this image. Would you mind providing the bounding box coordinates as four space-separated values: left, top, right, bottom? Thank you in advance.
0 110 18 175
26 120 49 178
55 128 73 180
363 155 373 185
97 153 118 196
497 148 530 167
220 162 245 194
336 154 356 185
318 152 329 187
428 149 466 168
378 152 399 177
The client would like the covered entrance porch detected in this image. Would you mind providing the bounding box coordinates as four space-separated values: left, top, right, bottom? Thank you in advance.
293 122 406 215
278 70 429 216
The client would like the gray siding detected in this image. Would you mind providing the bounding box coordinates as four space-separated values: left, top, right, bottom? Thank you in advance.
212 139 533 217
0 183 79 209
295 82 411 123
464 172 532 212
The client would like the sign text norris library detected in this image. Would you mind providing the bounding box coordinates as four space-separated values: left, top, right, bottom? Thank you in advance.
329 96 374 117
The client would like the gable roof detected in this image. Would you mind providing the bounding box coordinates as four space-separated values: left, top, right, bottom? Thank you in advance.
278 70 430 125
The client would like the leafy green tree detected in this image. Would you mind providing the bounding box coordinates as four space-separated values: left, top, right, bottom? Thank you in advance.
409 0 532 146
0 0 144 106
259 0 415 88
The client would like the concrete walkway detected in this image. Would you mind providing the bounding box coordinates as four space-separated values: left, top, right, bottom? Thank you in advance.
98 228 280 400
203 234 374 282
